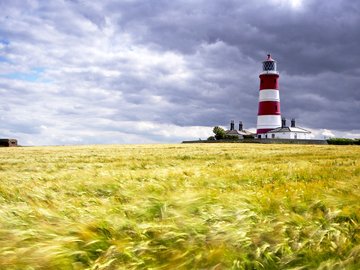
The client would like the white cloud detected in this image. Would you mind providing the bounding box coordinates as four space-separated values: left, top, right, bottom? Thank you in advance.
321 129 335 139
270 0 304 10
307 128 360 140
0 119 213 146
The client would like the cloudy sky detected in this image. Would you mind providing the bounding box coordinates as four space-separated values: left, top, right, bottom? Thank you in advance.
0 0 359 145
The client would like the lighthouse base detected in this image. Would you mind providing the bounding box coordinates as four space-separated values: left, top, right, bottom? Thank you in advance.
257 128 274 134
256 115 282 134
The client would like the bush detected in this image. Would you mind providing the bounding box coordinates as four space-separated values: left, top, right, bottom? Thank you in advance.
212 126 226 140
224 135 239 140
207 136 216 141
327 138 359 145
211 126 240 141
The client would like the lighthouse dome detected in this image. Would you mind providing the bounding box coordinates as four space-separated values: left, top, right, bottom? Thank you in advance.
262 54 278 74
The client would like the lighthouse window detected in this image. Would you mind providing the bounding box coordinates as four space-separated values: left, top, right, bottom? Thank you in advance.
263 61 275 71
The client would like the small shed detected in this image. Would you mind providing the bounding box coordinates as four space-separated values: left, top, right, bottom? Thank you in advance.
0 139 18 147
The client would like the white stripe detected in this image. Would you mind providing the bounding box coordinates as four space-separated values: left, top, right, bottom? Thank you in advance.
259 89 280 102
257 115 281 129
260 70 279 75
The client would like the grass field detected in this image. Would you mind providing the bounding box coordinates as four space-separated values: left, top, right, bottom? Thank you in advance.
0 143 359 269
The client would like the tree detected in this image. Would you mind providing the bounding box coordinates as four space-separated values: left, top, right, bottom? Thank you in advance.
213 126 226 140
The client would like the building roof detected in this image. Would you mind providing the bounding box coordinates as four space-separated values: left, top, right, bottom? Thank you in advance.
226 129 254 136
267 126 311 133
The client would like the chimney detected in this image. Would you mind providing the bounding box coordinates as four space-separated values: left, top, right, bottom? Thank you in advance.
291 118 296 127
281 117 286 128
230 120 234 130
239 121 243 131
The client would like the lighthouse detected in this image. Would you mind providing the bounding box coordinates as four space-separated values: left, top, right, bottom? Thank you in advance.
256 54 282 136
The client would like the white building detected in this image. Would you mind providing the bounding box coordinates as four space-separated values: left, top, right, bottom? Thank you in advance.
257 118 311 139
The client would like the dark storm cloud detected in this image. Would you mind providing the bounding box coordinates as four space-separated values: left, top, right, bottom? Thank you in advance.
108 0 360 74
0 0 359 145
101 0 360 129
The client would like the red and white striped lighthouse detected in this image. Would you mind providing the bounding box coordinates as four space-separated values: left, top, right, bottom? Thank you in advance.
256 54 281 134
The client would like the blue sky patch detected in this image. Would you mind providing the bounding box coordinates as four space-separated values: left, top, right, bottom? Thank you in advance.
1 67 46 82
0 39 10 45
0 56 9 62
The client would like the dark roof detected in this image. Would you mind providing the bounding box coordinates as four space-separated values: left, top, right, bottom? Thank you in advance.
0 138 18 142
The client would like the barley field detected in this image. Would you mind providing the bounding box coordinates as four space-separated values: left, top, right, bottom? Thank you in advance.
0 143 359 269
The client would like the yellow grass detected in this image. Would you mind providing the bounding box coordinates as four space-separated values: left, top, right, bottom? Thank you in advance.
0 144 359 269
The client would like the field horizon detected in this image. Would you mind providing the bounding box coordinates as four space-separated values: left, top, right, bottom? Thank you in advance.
0 143 359 269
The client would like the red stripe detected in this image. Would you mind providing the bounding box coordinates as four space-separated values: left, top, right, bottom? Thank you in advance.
259 74 279 90
258 101 281 115
257 128 273 134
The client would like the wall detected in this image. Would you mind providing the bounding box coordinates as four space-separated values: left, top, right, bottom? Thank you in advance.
183 139 327 145
265 132 310 139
